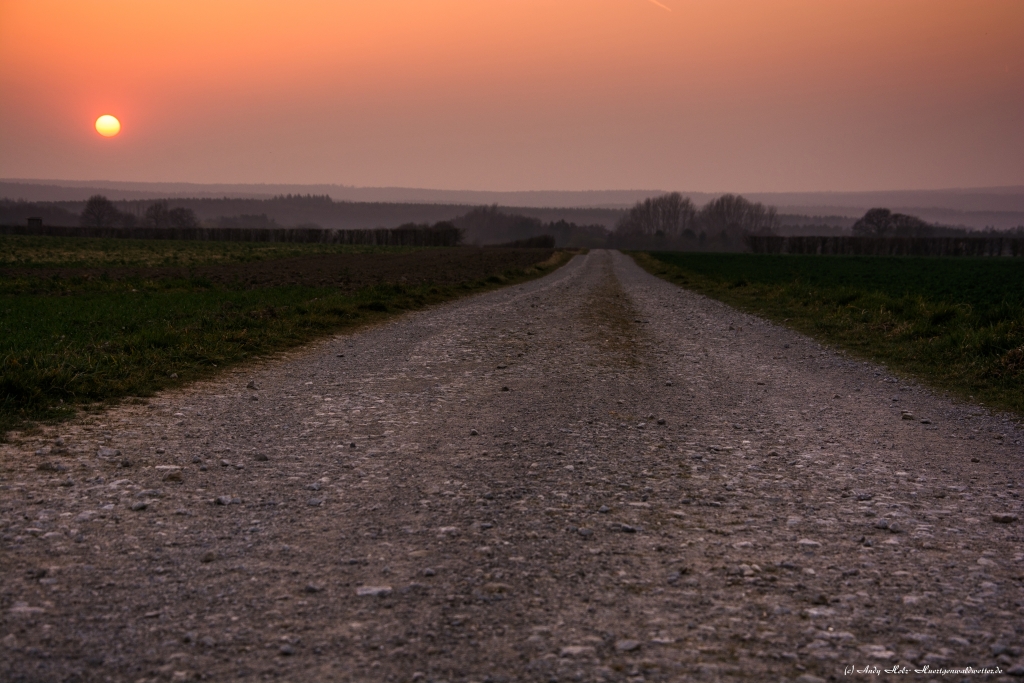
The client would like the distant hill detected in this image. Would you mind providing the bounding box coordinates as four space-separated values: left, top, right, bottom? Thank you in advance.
0 179 661 209
3 179 1022 230
0 195 625 238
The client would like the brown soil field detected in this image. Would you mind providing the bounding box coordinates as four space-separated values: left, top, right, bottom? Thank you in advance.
0 247 556 290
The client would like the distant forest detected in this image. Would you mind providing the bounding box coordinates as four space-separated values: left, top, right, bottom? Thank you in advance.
2 192 1021 250
0 194 622 236
605 193 1022 250
453 206 608 248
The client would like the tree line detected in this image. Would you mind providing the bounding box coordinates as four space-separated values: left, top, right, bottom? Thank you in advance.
747 234 1024 257
851 208 1024 238
80 195 200 230
12 193 1021 250
611 193 779 250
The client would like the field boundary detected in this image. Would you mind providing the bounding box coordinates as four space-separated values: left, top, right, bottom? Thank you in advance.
746 234 1024 256
0 223 461 246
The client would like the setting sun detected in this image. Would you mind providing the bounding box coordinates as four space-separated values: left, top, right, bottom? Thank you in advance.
94 114 120 137
1 0 1021 190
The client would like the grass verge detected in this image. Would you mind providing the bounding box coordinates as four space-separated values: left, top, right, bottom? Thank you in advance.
633 251 1024 418
1 241 573 438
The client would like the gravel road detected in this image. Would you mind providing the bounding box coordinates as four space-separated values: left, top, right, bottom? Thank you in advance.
2 249 1023 683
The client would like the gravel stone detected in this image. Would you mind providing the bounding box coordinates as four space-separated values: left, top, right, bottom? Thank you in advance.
2 250 1022 682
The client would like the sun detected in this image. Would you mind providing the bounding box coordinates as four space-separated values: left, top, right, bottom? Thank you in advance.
95 115 121 137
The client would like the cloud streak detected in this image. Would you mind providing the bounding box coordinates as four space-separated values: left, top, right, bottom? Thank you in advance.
647 0 672 11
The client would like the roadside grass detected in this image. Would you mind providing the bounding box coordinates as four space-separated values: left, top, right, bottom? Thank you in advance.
0 234 408 269
634 251 1024 418
1 243 572 438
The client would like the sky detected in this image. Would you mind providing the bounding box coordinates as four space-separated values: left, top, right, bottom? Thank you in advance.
0 0 1022 193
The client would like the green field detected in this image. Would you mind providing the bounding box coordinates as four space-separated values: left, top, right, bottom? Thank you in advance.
0 233 408 269
636 252 1024 417
0 236 565 438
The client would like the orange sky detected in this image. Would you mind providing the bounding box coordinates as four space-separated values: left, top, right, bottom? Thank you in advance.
1 0 1021 192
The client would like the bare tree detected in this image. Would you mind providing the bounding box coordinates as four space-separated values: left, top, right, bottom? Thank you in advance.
615 193 697 238
168 207 199 229
852 208 933 237
745 204 778 235
80 195 121 228
144 201 170 228
698 194 778 236
615 192 778 249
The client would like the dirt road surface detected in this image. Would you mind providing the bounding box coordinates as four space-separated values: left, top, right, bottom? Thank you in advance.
2 250 1022 683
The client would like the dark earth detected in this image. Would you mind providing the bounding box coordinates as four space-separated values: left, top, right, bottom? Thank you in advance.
0 247 556 291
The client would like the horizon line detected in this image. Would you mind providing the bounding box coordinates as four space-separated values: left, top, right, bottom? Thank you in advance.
3 178 1024 197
